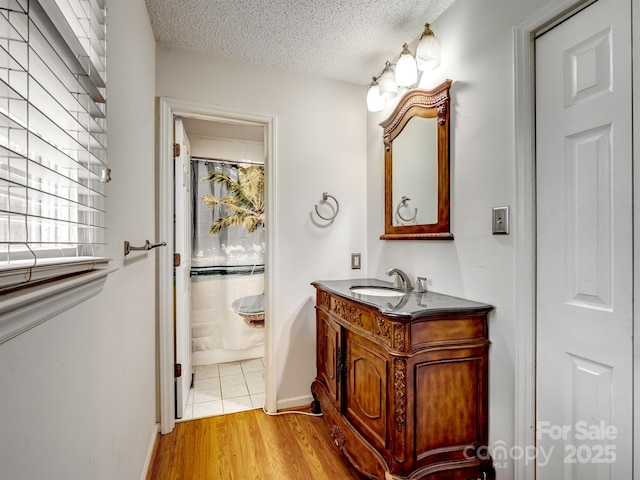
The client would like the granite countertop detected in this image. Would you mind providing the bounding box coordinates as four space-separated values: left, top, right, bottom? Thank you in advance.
312 278 493 319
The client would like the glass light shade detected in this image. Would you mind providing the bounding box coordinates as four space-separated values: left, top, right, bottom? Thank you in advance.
366 80 385 112
395 44 417 87
416 24 441 71
378 62 398 100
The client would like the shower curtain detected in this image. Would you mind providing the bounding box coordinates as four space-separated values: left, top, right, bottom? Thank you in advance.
191 160 264 271
190 159 265 365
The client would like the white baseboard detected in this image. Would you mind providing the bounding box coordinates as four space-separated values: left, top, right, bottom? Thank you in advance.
140 423 160 480
276 394 313 411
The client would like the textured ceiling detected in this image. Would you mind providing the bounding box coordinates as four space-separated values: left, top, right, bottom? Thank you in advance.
145 0 456 85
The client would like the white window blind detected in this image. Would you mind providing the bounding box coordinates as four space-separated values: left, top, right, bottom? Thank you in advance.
0 0 108 290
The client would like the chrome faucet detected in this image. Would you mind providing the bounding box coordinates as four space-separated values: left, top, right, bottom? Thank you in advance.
387 268 413 290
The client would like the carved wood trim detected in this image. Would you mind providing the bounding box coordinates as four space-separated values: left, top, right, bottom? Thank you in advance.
393 358 407 432
381 85 452 151
319 291 331 309
436 102 448 125
374 315 392 343
334 299 364 327
392 324 407 351
330 424 346 450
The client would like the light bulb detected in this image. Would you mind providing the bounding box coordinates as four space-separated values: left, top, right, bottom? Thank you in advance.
366 78 385 112
416 23 441 71
395 44 417 87
378 61 398 100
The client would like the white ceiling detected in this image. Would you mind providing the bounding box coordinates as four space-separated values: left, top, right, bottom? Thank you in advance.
144 0 456 86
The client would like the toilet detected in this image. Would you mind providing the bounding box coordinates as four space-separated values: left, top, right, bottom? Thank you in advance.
231 293 265 327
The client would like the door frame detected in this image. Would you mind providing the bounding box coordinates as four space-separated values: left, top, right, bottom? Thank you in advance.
157 97 277 434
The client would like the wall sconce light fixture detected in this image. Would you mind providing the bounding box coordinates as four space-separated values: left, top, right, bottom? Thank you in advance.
367 23 441 112
366 76 385 112
416 23 441 71
378 61 398 100
395 43 418 87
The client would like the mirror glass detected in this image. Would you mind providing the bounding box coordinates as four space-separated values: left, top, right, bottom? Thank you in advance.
380 80 453 240
391 116 438 226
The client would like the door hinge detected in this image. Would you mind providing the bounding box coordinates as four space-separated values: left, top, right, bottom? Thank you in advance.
173 142 181 158
175 363 182 378
174 253 181 267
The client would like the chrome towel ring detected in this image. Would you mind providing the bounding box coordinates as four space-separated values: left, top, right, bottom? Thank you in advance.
396 196 417 223
314 192 340 221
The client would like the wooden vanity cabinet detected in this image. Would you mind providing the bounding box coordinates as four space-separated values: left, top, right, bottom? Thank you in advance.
311 286 494 480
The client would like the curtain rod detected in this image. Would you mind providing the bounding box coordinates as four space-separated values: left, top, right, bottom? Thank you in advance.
191 155 264 166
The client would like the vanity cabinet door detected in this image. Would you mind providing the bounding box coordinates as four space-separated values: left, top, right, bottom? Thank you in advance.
413 347 489 468
316 310 341 407
344 330 389 453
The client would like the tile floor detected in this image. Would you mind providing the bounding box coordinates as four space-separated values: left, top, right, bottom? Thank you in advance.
179 358 265 421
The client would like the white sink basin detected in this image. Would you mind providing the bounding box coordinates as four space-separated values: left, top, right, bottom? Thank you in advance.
350 286 406 297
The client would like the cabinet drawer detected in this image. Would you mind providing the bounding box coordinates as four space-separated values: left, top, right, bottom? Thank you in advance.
332 296 374 333
411 314 487 348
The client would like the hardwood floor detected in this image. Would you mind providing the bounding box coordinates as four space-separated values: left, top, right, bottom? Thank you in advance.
148 408 362 479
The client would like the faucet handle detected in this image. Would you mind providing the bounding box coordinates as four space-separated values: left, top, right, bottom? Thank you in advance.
415 276 427 293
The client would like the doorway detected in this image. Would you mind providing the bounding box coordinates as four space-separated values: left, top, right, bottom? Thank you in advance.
514 0 635 477
158 97 277 435
535 0 632 476
176 117 267 420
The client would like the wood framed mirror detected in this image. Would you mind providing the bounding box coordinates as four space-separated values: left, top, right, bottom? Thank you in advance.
380 80 453 240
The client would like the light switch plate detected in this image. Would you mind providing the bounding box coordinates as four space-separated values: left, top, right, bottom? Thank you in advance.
492 206 509 235
351 253 361 269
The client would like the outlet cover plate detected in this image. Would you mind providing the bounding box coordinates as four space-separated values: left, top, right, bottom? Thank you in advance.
492 206 509 235
351 253 361 269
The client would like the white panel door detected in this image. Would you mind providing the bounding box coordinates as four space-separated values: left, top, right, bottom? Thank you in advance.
536 0 632 478
174 118 192 419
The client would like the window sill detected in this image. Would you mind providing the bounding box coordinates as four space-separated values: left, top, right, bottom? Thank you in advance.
0 267 117 345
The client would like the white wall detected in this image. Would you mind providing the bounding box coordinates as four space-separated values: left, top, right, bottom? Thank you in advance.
0 1 158 479
366 0 548 478
189 135 263 162
156 47 367 406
